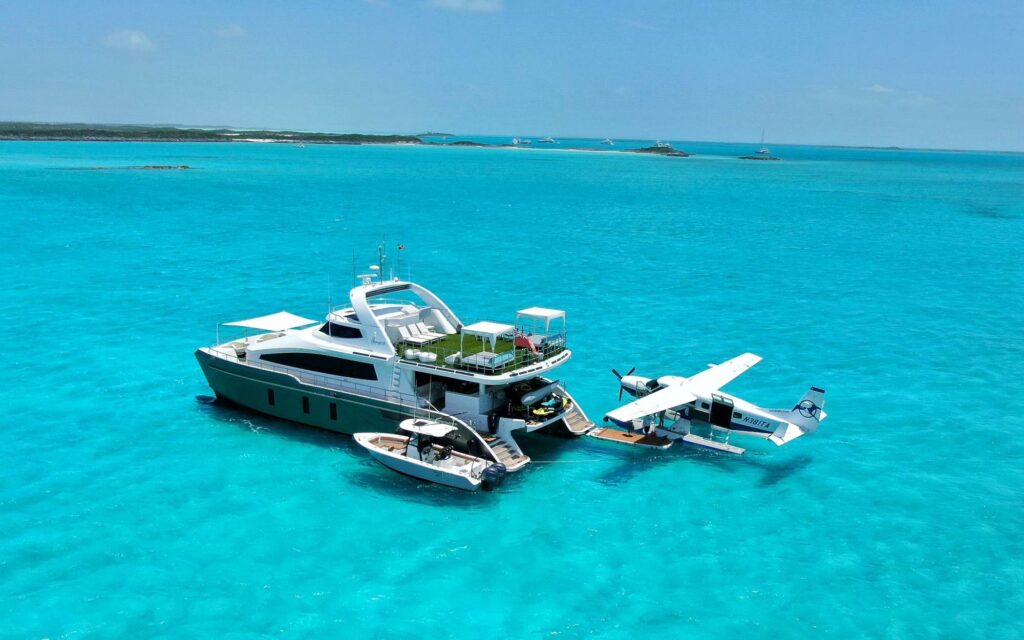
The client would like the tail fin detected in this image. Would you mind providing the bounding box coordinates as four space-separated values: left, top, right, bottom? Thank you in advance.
767 387 827 445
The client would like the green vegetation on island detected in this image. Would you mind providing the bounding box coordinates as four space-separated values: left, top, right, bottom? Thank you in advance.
626 144 691 157
0 122 422 145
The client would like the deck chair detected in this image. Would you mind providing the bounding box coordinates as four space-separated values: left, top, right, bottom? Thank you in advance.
414 322 446 340
399 325 433 346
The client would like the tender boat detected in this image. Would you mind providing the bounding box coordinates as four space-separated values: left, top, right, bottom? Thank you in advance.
355 419 507 491
195 245 594 474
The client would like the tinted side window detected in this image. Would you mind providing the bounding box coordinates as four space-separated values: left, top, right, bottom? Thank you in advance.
261 352 378 381
319 323 363 339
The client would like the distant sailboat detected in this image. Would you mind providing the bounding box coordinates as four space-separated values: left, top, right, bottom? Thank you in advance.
756 129 771 156
538 136 556 144
740 129 780 161
600 138 614 146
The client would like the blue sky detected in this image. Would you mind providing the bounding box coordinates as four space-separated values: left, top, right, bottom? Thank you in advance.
1 0 1022 150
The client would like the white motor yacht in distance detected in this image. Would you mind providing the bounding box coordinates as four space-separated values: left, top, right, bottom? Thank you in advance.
195 250 594 472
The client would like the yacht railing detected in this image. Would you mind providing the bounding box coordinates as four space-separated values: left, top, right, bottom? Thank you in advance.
395 335 568 375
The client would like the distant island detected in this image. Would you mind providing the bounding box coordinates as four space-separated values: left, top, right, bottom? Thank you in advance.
0 122 421 145
625 144 691 158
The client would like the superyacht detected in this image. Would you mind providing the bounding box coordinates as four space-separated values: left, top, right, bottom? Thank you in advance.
196 249 594 471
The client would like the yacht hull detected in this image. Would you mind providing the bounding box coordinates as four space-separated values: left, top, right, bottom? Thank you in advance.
196 349 411 436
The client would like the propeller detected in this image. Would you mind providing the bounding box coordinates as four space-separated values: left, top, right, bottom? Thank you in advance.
611 367 636 400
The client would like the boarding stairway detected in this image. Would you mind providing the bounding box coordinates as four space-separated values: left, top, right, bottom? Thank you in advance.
482 435 531 472
560 403 595 435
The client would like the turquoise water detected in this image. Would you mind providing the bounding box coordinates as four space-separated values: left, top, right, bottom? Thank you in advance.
2 141 1023 638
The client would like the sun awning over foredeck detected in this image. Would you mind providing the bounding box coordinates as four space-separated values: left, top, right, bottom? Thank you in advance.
224 311 318 332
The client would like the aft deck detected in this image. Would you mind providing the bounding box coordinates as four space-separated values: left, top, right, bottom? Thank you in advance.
396 330 566 375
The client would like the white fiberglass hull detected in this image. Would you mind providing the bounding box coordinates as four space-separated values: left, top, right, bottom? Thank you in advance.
354 433 484 491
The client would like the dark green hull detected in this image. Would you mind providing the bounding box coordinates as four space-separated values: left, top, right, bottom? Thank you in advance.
195 349 415 435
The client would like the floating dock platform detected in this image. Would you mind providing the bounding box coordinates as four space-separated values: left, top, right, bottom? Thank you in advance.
589 427 673 450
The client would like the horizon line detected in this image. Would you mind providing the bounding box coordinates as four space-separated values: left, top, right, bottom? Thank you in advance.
2 119 1022 155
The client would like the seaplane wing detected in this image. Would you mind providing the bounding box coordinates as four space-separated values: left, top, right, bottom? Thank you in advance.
686 352 762 391
604 384 697 428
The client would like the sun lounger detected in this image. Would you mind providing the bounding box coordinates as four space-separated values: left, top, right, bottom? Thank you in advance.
414 322 446 340
399 325 434 346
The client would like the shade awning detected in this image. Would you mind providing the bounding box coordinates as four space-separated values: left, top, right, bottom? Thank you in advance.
224 311 318 332
462 321 515 339
516 307 565 321
462 321 516 350
399 419 458 438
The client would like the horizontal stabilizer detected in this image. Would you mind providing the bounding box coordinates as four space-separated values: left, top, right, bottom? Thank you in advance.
767 387 827 445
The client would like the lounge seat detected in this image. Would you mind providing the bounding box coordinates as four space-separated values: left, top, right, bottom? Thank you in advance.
413 322 446 340
399 326 434 346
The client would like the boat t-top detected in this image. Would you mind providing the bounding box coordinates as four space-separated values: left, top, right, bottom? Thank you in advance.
355 419 507 491
196 246 594 473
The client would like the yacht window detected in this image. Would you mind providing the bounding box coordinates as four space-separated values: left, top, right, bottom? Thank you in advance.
267 388 275 406
329 403 337 421
261 352 378 381
302 396 310 414
319 322 363 339
733 412 742 419
700 402 710 409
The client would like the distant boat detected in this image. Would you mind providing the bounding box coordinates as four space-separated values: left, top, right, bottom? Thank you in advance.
538 137 556 144
600 138 614 146
511 137 532 146
739 129 780 161
655 140 671 149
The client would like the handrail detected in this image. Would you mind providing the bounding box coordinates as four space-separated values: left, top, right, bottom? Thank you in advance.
395 338 568 375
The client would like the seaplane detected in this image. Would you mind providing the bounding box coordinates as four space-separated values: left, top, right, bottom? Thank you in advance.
590 353 827 455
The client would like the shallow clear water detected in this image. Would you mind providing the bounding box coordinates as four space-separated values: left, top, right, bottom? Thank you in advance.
1 141 1022 638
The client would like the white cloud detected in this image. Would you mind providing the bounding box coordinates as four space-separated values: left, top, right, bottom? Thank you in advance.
624 20 661 32
430 0 502 13
865 84 895 94
104 29 155 51
214 24 247 38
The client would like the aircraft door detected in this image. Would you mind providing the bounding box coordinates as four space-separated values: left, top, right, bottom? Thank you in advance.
709 394 734 429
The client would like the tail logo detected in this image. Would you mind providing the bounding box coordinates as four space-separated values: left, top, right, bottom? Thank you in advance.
797 400 820 419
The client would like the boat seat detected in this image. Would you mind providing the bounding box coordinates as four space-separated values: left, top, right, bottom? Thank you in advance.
399 326 434 346
414 322 445 340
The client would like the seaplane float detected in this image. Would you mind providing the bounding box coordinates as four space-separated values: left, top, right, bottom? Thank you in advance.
591 353 827 455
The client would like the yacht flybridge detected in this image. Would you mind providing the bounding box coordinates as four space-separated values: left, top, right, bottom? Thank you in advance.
196 260 594 472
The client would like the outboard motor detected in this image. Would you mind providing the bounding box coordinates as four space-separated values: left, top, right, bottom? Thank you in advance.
480 462 507 491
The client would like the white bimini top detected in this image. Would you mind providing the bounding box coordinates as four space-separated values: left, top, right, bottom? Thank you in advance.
225 311 318 332
399 419 458 438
